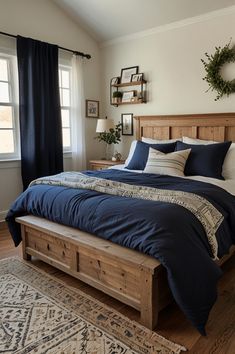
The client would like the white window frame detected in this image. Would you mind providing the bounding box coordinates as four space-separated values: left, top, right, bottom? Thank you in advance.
0 55 72 160
59 65 72 152
0 54 19 160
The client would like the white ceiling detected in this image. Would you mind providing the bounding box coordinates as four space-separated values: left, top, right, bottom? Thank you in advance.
54 0 235 43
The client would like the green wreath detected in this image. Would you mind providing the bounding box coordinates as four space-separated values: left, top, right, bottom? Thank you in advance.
201 40 235 101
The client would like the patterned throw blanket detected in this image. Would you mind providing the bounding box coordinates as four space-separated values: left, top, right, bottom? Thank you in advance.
30 172 224 259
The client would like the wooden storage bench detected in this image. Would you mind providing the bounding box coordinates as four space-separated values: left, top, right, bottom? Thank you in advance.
16 215 172 330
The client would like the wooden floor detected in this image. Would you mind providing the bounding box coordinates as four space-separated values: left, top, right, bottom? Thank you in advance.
1 224 235 353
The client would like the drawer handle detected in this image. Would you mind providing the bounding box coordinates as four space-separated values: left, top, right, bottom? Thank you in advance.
47 244 50 251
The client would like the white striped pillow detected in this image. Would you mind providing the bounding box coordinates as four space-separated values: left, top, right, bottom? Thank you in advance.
144 148 191 176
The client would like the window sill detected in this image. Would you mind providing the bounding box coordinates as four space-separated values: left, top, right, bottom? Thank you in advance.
63 151 72 158
0 159 21 169
0 152 72 168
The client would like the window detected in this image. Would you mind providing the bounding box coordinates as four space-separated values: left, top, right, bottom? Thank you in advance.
0 55 71 159
0 55 19 159
59 66 71 151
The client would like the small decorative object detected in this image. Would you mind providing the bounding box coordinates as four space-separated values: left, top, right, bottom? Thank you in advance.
131 96 138 102
120 66 138 83
111 77 120 85
131 73 143 82
201 39 235 101
121 113 133 136
114 151 122 161
122 90 135 102
96 118 122 160
86 99 99 118
112 90 123 104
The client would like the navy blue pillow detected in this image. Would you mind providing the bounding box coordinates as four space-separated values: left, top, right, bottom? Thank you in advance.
125 140 177 170
175 141 231 180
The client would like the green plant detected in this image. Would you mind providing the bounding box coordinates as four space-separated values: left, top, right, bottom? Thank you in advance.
201 40 235 101
96 123 122 145
112 91 123 98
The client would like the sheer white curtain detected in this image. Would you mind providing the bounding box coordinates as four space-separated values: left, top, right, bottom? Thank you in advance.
71 55 87 170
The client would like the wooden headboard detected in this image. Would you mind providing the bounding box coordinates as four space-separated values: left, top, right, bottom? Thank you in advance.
134 113 235 142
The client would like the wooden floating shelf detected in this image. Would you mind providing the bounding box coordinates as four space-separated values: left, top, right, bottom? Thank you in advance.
112 80 147 88
111 100 146 106
110 77 147 106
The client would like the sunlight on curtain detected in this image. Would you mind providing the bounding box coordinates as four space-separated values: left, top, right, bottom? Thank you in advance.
71 55 86 170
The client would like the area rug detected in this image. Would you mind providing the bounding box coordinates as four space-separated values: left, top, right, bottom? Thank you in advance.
0 258 186 353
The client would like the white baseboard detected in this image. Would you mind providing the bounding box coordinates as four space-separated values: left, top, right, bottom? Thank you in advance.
0 210 7 222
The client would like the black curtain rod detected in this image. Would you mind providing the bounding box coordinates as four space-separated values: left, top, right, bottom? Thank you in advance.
0 30 91 59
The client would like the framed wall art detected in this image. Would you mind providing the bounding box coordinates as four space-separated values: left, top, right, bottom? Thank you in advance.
86 100 99 118
131 73 143 82
120 66 138 84
122 90 135 102
121 113 133 136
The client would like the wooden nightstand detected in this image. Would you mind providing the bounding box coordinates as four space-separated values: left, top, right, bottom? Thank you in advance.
89 160 125 171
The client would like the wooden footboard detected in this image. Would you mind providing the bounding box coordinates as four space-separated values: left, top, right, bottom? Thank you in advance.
16 215 172 330
16 215 235 330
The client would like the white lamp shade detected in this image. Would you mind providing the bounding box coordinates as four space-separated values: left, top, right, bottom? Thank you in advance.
96 119 114 133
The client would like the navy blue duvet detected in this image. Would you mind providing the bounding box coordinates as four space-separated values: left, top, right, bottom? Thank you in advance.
6 170 235 335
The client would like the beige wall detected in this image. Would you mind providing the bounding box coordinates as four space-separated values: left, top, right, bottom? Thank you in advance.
0 0 102 220
101 10 235 158
1 3 235 220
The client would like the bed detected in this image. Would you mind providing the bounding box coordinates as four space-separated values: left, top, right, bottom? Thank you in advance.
6 112 235 335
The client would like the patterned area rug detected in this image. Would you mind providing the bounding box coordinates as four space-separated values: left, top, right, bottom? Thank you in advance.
0 258 186 353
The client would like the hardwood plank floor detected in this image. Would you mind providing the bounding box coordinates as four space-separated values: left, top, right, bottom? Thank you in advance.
1 225 235 353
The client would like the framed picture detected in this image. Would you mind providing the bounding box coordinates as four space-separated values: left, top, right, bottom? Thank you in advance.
122 90 135 102
121 113 133 136
131 73 143 82
120 66 138 83
86 99 99 118
111 77 119 85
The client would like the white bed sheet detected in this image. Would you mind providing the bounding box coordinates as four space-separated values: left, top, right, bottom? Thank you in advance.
109 164 235 196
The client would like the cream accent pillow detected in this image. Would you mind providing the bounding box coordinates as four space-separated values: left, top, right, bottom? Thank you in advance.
183 136 235 180
144 148 191 176
142 137 181 144
182 137 217 144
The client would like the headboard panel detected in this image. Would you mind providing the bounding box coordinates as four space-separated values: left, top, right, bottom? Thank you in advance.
134 113 235 142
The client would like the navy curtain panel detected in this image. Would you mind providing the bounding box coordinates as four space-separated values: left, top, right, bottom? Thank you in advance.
17 36 63 190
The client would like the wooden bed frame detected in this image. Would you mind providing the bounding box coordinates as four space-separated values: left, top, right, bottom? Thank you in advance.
16 112 235 330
